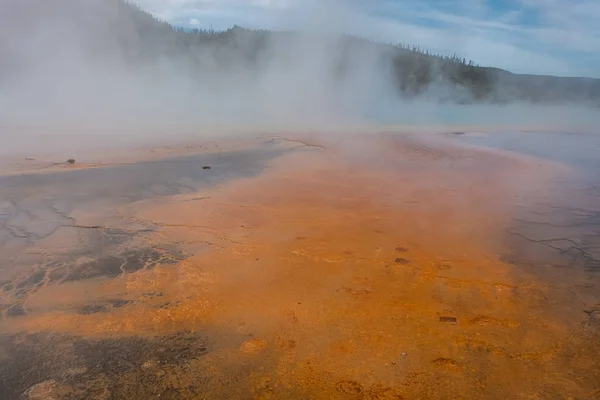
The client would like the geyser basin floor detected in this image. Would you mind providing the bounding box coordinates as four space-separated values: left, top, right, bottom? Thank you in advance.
0 133 599 399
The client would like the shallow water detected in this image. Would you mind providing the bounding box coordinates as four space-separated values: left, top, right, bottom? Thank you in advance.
452 131 600 273
370 103 600 133
454 130 600 176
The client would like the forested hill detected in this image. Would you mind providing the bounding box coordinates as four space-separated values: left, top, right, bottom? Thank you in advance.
1 0 599 106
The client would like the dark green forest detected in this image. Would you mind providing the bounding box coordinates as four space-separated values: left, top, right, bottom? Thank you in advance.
1 0 599 106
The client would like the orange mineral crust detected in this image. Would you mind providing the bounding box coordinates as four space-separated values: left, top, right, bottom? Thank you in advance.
1 135 598 399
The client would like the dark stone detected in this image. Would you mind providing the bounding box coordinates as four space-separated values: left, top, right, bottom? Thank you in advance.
394 258 410 265
202 166 211 170
67 159 76 165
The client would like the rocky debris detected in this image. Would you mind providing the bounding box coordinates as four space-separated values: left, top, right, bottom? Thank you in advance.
66 159 76 165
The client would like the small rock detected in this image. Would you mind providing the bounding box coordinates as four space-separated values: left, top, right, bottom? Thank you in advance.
202 166 211 170
66 159 76 165
394 257 410 265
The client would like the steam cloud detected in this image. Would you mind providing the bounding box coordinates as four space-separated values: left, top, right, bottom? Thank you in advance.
0 0 395 130
0 0 599 154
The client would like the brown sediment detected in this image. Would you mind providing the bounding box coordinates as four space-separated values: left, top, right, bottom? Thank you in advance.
1 134 599 399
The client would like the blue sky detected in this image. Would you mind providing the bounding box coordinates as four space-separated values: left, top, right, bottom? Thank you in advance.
133 0 600 78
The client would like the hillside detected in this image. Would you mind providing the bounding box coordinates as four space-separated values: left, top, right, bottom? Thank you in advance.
1 0 599 107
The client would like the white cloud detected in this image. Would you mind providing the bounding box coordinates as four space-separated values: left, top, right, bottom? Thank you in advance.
131 0 600 77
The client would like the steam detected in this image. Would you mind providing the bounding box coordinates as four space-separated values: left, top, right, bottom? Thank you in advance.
0 0 394 132
0 0 599 155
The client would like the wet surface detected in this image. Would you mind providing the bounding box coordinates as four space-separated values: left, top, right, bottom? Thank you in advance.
451 131 600 274
0 144 284 294
0 133 599 399
453 130 600 175
0 332 210 400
